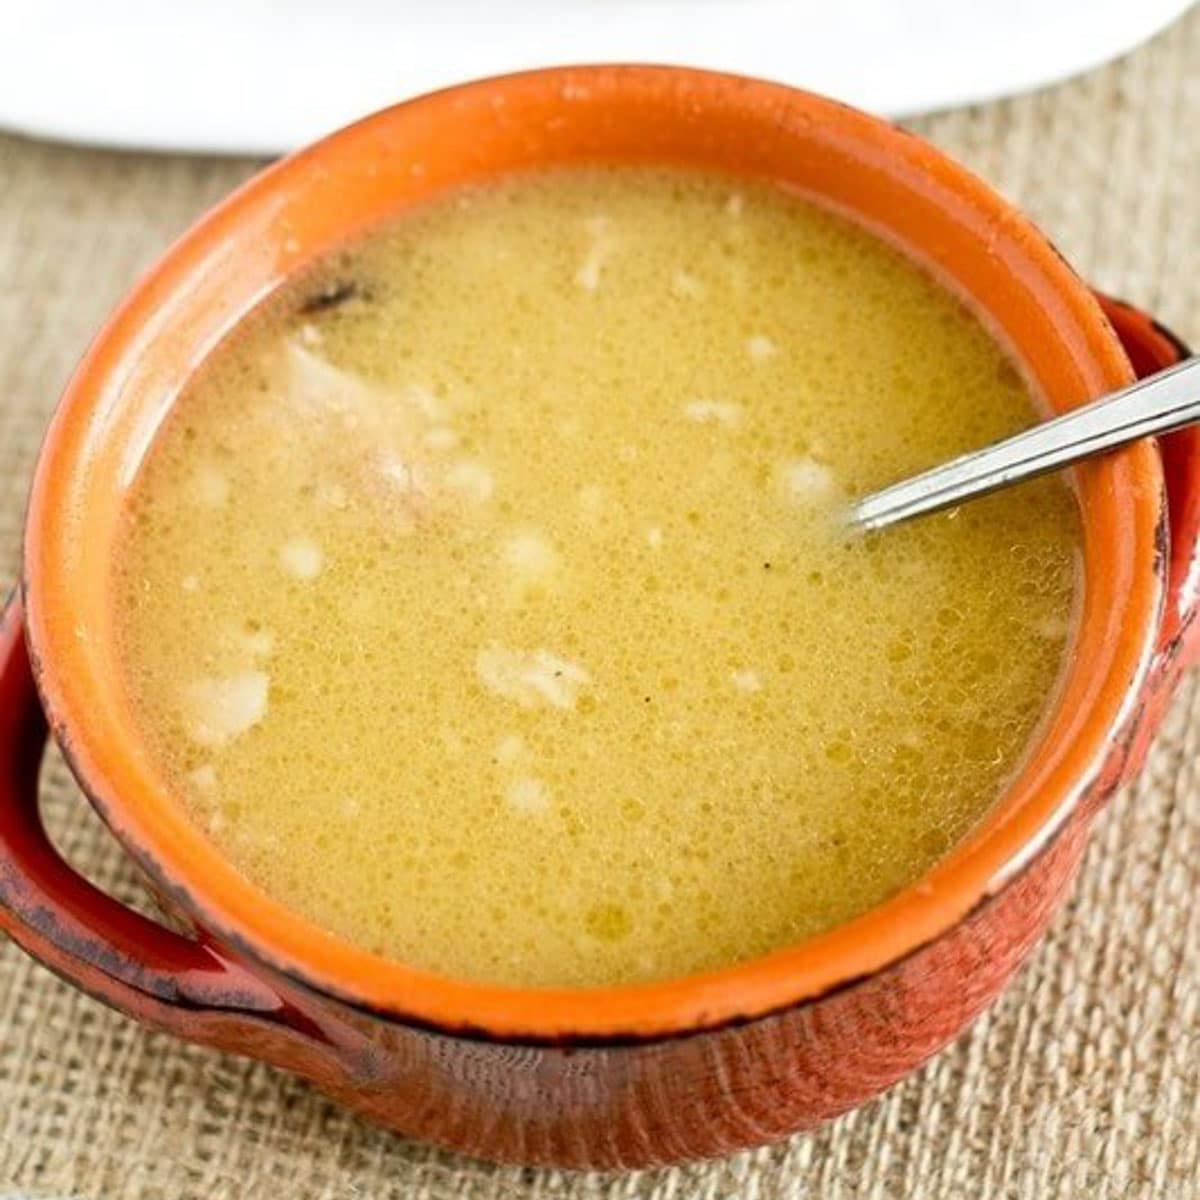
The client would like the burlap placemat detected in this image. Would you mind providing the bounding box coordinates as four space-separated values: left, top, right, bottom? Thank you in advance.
1 13 1197 1198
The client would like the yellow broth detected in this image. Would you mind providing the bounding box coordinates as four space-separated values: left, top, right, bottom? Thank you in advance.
113 168 1079 987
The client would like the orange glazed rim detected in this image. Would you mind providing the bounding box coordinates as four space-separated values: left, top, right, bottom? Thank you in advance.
22 66 1162 1042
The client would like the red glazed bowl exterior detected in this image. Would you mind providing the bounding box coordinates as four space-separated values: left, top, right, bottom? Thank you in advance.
1 68 1197 1168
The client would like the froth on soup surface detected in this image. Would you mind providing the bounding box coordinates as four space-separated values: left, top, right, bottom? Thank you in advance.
113 168 1079 987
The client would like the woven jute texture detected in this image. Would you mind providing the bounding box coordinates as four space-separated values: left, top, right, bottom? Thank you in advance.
1 13 1198 1199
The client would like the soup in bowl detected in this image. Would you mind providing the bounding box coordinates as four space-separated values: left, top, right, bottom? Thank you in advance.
1 66 1197 1167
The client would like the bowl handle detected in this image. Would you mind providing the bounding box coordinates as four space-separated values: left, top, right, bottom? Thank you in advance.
0 593 375 1077
1095 294 1199 789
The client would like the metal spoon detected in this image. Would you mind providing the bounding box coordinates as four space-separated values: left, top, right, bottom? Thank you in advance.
847 357 1200 532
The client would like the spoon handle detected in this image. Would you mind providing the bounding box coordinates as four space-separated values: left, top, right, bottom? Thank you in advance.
848 356 1200 532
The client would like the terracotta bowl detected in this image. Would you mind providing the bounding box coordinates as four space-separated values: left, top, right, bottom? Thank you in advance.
1 66 1197 1168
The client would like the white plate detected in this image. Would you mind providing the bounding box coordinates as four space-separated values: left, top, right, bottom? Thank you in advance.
0 0 1191 156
